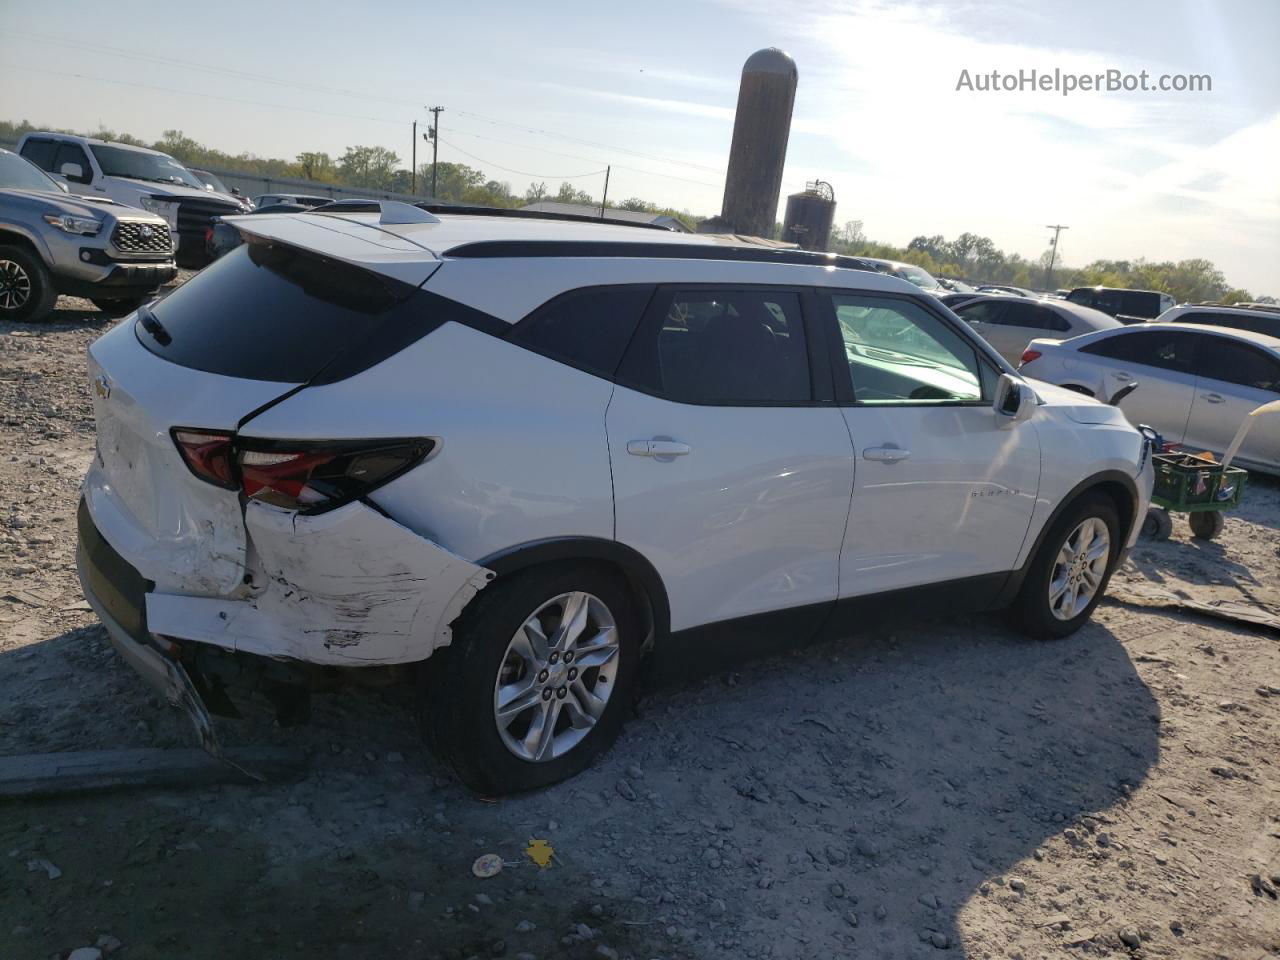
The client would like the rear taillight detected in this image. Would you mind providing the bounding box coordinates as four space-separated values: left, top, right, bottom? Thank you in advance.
172 430 433 513
172 429 237 488
1019 349 1042 366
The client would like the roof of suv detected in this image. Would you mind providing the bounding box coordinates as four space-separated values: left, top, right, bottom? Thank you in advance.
226 207 883 283
1087 321 1280 351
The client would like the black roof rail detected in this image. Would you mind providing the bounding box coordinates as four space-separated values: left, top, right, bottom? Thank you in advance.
444 240 876 272
307 199 675 232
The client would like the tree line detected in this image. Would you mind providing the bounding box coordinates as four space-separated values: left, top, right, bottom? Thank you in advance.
2 119 1265 303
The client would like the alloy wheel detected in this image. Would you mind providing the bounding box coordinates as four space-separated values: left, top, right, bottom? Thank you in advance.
493 591 620 762
1048 516 1111 621
0 260 32 311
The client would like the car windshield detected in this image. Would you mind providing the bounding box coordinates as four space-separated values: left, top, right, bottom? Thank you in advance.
194 169 228 192
0 150 61 192
90 144 205 188
898 266 940 290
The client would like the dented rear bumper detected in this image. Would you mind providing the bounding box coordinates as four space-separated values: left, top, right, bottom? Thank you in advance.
80 494 494 670
144 500 494 666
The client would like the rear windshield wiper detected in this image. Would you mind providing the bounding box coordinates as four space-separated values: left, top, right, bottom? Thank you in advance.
137 303 171 346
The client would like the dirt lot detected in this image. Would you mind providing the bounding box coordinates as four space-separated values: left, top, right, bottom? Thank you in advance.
2 287 1279 960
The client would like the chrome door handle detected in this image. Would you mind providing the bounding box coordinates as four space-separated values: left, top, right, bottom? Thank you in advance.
1112 372 1133 382
863 446 911 463
627 439 691 457
1203 393 1224 404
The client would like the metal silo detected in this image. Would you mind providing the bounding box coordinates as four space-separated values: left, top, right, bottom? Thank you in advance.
719 48 798 240
783 180 836 251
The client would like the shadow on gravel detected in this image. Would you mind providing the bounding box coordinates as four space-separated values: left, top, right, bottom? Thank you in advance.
1 608 1158 960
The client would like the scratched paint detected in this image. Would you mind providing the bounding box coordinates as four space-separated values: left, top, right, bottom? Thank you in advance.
146 501 494 666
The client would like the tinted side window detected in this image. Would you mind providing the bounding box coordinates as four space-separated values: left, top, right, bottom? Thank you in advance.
1197 337 1280 392
1081 331 1196 371
998 302 1064 330
20 139 58 171
619 288 810 404
53 144 91 181
956 300 1008 325
833 294 986 403
511 286 652 378
1039 307 1072 332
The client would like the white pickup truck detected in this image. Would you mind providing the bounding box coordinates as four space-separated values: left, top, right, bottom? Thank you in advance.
16 132 250 267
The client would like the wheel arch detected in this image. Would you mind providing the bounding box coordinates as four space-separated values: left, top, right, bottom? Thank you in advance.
0 227 47 263
476 537 670 648
995 469 1139 607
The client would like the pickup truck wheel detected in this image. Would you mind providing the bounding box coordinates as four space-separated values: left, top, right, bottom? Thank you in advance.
420 564 640 794
1014 493 1120 639
90 297 147 318
0 245 56 323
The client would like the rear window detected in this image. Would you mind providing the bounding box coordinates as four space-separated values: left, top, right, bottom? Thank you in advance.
137 242 444 384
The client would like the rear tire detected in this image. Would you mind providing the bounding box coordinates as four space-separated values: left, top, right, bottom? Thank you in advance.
1142 507 1173 540
1188 511 1225 540
90 297 148 318
420 564 641 794
1014 493 1121 639
0 245 56 323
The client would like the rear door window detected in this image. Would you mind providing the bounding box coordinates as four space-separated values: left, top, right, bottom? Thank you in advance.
19 139 58 171
136 242 462 384
618 288 811 404
511 286 653 378
956 300 1009 325
1081 330 1197 371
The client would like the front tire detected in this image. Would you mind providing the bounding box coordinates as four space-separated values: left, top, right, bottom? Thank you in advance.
420 564 641 794
1014 494 1121 639
0 245 56 323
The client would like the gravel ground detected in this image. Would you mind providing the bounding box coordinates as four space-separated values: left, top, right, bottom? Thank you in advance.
1 286 1278 960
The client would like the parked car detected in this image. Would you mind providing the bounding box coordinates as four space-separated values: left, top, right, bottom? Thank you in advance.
1019 323 1280 473
1154 302 1280 339
77 202 1153 793
252 193 333 209
952 294 1121 365
205 202 310 261
977 284 1037 298
936 292 985 310
0 147 175 322
858 256 943 292
189 168 253 207
1066 286 1175 324
16 132 250 268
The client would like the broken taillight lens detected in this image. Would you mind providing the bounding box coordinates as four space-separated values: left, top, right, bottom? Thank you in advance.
236 438 434 513
172 432 433 513
172 429 237 489
1019 349 1042 366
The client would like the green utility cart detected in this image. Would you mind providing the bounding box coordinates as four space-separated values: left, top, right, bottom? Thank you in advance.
1142 452 1248 541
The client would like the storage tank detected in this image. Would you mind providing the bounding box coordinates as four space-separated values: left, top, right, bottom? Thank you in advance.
718 48 798 240
783 180 836 251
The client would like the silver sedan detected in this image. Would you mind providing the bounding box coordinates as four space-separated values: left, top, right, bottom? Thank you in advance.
950 294 1121 365
1018 323 1280 474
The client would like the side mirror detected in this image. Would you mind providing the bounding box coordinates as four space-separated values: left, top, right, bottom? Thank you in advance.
59 162 88 184
994 373 1036 424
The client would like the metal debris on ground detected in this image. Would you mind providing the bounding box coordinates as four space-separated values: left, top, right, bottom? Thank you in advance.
525 838 555 868
471 853 504 878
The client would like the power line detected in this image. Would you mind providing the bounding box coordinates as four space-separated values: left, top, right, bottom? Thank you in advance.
2 62 409 127
435 138 604 180
6 30 726 179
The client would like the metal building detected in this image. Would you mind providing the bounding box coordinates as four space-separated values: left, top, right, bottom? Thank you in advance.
783 180 836 251
717 48 798 240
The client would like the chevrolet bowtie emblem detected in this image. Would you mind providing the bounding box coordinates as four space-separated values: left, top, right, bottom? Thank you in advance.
94 374 111 399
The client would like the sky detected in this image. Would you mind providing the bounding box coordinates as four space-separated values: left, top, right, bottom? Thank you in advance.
1 0 1276 294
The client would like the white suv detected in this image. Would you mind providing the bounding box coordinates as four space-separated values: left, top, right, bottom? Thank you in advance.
77 203 1153 793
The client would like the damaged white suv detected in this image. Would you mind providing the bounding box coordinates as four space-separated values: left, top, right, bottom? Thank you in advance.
78 202 1153 793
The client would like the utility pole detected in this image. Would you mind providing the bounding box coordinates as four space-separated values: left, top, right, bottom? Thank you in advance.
427 105 445 199
1045 223 1069 288
599 166 610 219
411 120 417 194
